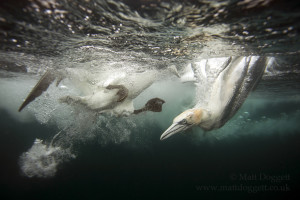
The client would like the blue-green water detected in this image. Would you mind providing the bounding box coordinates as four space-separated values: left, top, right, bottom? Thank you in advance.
1 98 300 199
0 0 300 199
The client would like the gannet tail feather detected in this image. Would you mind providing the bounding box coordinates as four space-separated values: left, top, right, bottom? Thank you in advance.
18 70 56 112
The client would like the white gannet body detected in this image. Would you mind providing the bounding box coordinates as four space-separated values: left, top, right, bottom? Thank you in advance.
63 68 165 115
160 56 269 140
19 66 175 116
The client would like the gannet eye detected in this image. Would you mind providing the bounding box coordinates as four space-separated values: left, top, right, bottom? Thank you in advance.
179 119 188 125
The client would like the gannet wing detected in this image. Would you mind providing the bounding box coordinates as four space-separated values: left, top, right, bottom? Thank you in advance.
19 70 56 112
209 56 267 129
220 56 267 121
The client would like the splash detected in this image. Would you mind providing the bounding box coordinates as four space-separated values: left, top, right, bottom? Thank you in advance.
19 138 75 178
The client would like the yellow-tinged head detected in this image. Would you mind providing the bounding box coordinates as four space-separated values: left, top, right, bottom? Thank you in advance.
160 108 206 140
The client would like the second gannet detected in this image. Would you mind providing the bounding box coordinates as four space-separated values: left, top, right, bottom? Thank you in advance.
160 56 268 140
19 66 178 116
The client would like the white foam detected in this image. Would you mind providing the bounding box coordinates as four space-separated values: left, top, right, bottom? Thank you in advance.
180 63 196 82
19 138 75 178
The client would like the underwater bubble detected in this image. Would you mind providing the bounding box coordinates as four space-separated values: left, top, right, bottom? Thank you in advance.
19 139 75 178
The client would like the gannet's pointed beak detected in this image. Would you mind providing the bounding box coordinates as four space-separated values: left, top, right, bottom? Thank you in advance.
160 108 205 140
160 122 190 140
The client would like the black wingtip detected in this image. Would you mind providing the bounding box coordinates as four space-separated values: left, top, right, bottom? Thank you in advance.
18 70 56 112
18 105 24 112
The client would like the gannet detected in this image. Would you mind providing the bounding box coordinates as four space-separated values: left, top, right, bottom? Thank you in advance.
160 56 268 140
19 66 178 115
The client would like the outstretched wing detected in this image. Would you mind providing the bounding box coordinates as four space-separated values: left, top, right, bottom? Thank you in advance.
209 56 267 129
18 70 56 112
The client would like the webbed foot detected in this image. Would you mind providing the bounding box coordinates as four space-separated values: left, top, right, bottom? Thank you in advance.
106 84 128 102
133 98 165 114
144 98 165 112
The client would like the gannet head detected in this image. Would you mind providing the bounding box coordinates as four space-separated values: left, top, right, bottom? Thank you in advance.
160 108 206 140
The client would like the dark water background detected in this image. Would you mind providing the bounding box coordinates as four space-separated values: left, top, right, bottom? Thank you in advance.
1 0 300 199
1 106 300 199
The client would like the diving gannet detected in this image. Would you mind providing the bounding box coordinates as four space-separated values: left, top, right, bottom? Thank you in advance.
19 66 177 115
160 56 268 140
